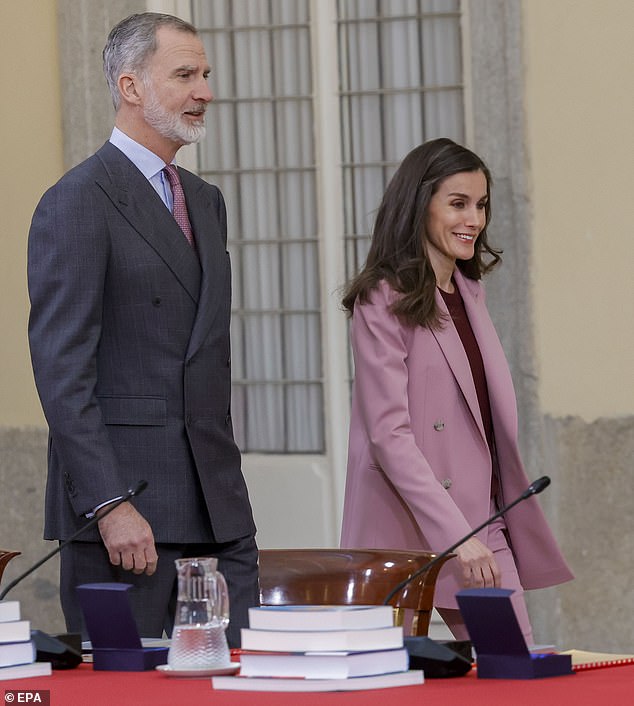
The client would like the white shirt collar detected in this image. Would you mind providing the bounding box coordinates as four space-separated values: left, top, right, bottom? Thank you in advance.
109 127 176 178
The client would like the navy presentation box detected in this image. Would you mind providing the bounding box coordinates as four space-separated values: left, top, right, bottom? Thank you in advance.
456 588 573 679
77 583 168 671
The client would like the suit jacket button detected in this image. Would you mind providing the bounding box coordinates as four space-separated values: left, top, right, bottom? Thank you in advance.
441 478 452 490
433 420 445 431
152 297 162 307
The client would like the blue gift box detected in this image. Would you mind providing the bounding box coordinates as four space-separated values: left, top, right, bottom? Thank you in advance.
77 583 169 671
456 588 573 679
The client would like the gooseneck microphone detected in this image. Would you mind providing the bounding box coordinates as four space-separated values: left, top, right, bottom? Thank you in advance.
383 476 552 677
0 480 148 601
383 476 551 607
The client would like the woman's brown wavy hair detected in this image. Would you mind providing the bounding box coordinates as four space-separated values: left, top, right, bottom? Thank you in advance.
342 138 502 329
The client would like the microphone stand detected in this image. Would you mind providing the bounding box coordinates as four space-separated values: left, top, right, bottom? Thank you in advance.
0 480 148 601
381 476 552 677
383 476 551 607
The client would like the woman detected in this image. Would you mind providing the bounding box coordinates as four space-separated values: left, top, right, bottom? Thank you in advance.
340 138 572 642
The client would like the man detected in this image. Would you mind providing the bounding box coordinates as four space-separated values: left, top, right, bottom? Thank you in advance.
27 13 258 646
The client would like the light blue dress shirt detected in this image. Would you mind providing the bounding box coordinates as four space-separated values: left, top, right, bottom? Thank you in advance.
109 126 176 212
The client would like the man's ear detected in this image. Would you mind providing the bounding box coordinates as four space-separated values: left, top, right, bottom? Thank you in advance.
117 73 144 106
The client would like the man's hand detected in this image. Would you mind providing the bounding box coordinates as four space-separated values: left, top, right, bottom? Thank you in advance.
97 502 158 576
455 537 501 589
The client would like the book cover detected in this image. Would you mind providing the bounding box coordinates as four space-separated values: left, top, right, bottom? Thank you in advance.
0 640 35 669
212 669 424 692
240 626 403 653
0 661 52 682
560 649 634 671
248 605 394 632
239 647 408 679
0 620 30 644
0 601 20 623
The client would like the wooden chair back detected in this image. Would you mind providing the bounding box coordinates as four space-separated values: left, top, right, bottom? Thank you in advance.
0 550 21 584
258 548 453 636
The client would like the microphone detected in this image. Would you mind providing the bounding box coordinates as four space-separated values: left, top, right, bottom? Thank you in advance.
0 480 148 601
384 476 551 606
383 476 551 678
522 475 550 497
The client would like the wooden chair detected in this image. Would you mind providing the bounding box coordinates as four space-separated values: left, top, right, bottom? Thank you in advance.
0 550 21 584
258 548 454 636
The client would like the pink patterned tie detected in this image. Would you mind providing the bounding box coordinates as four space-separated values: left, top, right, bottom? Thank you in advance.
163 164 195 248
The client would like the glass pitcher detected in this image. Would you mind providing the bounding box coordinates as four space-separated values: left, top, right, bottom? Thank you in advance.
167 556 231 670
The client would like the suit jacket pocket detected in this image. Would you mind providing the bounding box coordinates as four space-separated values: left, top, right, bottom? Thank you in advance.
98 395 167 426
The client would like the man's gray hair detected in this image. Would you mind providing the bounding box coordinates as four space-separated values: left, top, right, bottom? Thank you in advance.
103 12 198 111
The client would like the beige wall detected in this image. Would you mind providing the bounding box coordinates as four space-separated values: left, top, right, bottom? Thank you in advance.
1 0 62 427
0 0 63 633
524 0 634 420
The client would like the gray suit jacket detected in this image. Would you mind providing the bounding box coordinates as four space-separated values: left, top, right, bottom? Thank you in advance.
28 141 256 544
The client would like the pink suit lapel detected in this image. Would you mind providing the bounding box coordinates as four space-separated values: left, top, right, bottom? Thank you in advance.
453 269 518 445
430 280 487 446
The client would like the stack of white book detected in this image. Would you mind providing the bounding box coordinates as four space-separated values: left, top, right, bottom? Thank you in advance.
0 601 52 681
212 605 423 692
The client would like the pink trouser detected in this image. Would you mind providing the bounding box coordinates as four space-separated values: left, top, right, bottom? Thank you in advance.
436 510 534 645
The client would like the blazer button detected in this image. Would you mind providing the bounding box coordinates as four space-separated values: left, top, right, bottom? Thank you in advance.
152 297 162 307
433 420 445 431
441 478 452 490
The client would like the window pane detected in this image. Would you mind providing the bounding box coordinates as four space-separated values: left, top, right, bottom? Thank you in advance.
337 0 464 281
192 0 323 453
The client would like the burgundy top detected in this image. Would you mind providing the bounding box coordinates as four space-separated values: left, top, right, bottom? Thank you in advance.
439 283 499 497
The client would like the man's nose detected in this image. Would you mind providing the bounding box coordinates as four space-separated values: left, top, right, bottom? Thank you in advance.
195 79 214 103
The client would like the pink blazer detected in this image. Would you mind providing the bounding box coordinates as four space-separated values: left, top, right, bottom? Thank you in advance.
340 270 573 608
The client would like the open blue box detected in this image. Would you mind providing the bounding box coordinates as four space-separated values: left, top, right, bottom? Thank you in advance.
456 588 573 679
77 583 169 671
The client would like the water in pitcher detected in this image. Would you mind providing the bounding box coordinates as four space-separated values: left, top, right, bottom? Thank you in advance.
168 623 230 670
167 557 231 670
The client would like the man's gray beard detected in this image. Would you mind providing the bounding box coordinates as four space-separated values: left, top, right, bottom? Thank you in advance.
143 89 206 144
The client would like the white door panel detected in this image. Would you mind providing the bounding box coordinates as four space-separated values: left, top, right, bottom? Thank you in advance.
243 455 337 548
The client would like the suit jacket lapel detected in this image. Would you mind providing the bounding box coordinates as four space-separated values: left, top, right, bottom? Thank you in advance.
455 270 518 445
431 275 487 445
94 142 201 304
179 168 228 360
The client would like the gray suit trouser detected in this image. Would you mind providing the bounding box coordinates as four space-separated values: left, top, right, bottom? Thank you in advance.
60 535 259 648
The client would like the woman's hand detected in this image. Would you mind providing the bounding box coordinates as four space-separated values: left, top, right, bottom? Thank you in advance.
455 537 501 588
